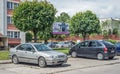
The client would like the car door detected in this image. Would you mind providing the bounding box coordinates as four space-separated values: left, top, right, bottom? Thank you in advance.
86 41 98 57
24 44 38 64
77 41 89 56
16 44 27 62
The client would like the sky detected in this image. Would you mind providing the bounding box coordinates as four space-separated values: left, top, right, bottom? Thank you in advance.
22 0 120 18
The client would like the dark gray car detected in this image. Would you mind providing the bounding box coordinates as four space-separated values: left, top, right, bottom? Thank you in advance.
69 40 116 60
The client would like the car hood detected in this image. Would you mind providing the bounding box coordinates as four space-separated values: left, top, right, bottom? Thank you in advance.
38 50 66 56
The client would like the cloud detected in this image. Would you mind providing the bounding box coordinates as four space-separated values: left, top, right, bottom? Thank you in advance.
48 0 120 18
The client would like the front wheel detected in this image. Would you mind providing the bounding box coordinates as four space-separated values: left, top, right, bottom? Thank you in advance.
38 57 46 68
97 53 104 60
71 51 77 58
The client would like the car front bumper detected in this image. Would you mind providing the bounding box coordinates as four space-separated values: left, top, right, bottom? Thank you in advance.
46 57 68 65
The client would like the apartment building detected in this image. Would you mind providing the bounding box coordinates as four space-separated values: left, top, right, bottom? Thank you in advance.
0 0 25 48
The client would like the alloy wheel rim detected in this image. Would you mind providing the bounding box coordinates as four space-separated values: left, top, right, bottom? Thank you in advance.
39 59 45 66
13 56 17 63
72 52 77 57
97 53 103 60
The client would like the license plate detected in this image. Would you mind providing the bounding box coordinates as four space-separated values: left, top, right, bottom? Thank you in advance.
111 50 114 53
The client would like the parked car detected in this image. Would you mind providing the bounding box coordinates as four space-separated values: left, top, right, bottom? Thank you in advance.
46 42 58 48
55 42 66 48
69 40 116 60
10 43 68 67
56 41 74 48
115 42 120 55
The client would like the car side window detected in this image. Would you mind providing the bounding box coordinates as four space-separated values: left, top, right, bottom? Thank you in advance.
97 42 102 46
16 44 26 51
25 44 35 52
88 41 96 47
80 41 88 47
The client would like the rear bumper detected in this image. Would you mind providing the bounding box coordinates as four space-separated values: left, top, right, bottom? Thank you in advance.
104 53 116 59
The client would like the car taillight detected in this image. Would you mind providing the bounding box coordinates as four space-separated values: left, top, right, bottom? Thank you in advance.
104 47 108 53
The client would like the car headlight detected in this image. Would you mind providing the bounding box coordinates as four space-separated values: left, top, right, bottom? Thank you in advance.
48 56 57 60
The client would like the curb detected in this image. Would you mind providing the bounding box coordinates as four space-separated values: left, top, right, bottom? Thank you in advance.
0 60 12 64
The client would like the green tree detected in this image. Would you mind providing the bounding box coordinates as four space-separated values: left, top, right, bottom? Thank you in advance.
113 28 118 36
70 10 101 41
103 30 108 39
55 12 70 23
13 0 56 42
26 32 32 42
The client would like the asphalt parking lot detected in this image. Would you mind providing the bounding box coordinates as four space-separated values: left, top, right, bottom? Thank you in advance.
0 56 120 74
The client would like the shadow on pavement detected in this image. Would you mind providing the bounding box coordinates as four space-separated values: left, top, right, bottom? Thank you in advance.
18 62 71 68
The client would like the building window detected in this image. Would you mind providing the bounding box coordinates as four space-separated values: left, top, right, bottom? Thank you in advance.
7 16 12 24
7 2 11 9
7 2 19 9
7 31 20 38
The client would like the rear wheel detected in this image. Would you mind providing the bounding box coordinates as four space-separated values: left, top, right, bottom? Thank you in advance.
71 51 77 58
12 55 19 64
97 53 104 60
38 57 46 68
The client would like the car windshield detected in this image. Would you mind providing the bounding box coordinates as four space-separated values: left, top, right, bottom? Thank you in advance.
101 41 114 46
34 44 53 51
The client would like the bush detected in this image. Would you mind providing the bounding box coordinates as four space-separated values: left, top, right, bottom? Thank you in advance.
106 39 117 44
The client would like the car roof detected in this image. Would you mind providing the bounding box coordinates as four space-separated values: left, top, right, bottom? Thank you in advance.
84 40 101 42
21 43 43 45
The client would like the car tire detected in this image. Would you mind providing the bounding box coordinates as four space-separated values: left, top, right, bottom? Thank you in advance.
57 63 63 66
12 55 19 64
38 57 46 68
97 53 104 60
71 51 77 58
109 56 114 59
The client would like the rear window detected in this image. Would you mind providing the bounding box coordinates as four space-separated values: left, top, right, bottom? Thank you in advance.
100 41 114 46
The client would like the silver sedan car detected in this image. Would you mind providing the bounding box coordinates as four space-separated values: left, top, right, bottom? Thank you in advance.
10 43 68 67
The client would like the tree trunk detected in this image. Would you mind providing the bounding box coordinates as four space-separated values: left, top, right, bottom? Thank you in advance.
44 40 48 44
33 31 37 42
82 33 86 41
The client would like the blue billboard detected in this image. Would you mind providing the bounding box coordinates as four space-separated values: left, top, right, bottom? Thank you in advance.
52 22 69 34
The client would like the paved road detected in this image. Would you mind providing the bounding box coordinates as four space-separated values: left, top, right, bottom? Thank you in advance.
0 56 120 74
56 61 120 74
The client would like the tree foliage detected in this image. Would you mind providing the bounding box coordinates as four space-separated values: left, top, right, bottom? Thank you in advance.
70 10 101 41
55 12 70 23
13 0 56 42
113 28 118 36
26 32 32 42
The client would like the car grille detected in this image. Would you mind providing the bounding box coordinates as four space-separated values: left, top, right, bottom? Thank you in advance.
58 55 65 58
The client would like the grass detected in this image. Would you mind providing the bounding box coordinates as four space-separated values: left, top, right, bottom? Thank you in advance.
53 48 69 55
0 51 10 60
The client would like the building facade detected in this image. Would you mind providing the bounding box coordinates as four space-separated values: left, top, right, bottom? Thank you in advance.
0 0 25 48
100 18 120 34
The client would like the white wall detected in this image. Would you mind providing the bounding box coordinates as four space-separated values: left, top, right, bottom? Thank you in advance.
0 0 7 35
20 32 26 43
0 0 4 34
